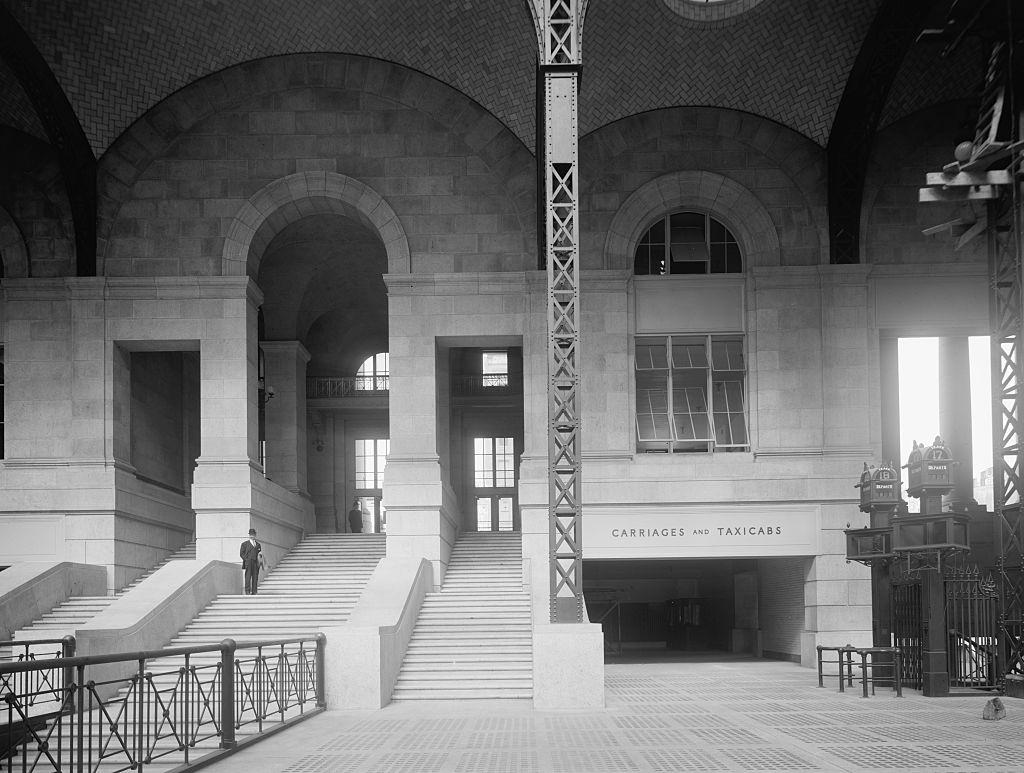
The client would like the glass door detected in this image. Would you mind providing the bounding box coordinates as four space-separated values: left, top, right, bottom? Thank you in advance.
354 437 388 533
473 436 518 531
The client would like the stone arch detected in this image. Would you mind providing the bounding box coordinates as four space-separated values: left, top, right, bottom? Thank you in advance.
99 53 535 264
222 172 411 277
604 170 781 271
0 205 29 278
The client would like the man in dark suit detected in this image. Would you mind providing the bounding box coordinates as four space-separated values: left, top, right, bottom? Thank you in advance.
239 527 263 595
348 499 363 533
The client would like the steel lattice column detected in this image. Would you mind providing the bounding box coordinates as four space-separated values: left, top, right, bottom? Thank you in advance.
986 22 1024 680
988 164 1024 679
529 0 586 623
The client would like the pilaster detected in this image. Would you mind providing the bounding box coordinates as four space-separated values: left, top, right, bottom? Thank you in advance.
260 340 311 495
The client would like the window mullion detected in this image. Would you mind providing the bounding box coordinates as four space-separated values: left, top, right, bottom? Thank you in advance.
665 335 676 451
493 438 499 487
706 334 714 450
704 213 711 273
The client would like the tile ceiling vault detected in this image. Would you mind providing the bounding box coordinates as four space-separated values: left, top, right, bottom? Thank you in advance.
0 0 985 154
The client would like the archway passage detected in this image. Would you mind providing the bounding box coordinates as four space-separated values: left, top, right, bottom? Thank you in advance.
586 557 807 664
256 209 390 533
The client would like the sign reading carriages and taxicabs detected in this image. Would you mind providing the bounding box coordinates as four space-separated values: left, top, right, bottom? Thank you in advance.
585 505 819 559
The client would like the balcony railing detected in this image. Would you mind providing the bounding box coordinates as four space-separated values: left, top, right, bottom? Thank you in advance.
307 376 389 398
307 374 522 399
451 374 522 396
1 635 325 772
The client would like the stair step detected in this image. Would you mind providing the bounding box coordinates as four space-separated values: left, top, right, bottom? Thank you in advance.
393 530 532 701
391 687 532 700
400 663 531 675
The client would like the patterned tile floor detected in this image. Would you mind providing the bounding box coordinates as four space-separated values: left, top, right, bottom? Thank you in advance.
202 655 1024 772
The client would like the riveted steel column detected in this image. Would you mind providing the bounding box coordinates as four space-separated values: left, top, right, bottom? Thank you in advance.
985 27 1024 682
530 0 585 623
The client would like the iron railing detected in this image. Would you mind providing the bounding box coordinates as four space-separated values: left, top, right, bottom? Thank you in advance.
892 579 923 689
307 374 521 399
1 635 325 772
306 376 388 398
946 570 1000 690
0 637 76 726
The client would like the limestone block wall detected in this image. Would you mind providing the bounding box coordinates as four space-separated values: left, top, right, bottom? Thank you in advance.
96 55 536 280
581 107 827 271
1 275 309 588
384 271 532 586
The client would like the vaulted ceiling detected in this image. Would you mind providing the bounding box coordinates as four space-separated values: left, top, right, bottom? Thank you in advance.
0 0 1000 275
0 0 984 157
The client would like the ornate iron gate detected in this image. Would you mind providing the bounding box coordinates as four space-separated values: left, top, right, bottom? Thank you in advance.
892 579 922 689
945 569 1000 690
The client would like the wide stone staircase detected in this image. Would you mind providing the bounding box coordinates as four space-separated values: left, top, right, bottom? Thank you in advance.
2 533 386 772
391 531 532 701
4 541 198 650
169 532 386 645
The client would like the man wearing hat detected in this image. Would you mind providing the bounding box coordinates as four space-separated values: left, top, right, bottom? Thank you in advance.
239 527 264 595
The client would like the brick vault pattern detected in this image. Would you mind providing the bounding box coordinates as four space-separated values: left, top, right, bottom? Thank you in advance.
0 57 47 141
879 35 984 131
3 0 537 154
581 0 880 147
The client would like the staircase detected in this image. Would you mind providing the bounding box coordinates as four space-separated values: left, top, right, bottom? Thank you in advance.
168 532 385 645
1 534 387 772
5 541 197 647
391 531 532 701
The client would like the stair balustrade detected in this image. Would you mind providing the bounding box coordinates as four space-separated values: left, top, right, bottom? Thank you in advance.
0 635 325 773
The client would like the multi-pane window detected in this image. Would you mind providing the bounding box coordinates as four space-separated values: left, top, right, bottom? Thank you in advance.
634 212 742 275
474 437 516 531
355 438 389 488
635 335 747 452
482 351 509 387
355 352 389 391
474 437 515 487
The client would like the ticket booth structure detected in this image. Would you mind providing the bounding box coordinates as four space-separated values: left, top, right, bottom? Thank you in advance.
846 438 997 696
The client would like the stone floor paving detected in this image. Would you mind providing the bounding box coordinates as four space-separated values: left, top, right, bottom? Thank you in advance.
201 656 1024 772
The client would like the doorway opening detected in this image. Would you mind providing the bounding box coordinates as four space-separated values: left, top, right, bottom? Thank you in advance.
448 344 524 532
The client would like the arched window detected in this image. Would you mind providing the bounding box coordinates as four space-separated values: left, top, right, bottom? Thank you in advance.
634 212 742 276
355 352 389 391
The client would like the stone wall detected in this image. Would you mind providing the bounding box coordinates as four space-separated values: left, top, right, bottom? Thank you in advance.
98 55 536 279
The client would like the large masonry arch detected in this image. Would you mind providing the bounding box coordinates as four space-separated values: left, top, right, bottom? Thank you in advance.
222 172 411 277
604 170 782 270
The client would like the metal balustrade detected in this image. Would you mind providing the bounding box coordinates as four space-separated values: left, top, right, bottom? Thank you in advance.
307 374 521 399
1 635 325 772
306 376 388 398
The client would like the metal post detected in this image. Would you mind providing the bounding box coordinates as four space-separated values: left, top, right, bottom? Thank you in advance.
315 634 326 708
76 665 85 773
136 659 146 768
61 635 75 712
861 650 870 698
894 648 903 697
219 639 236 749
